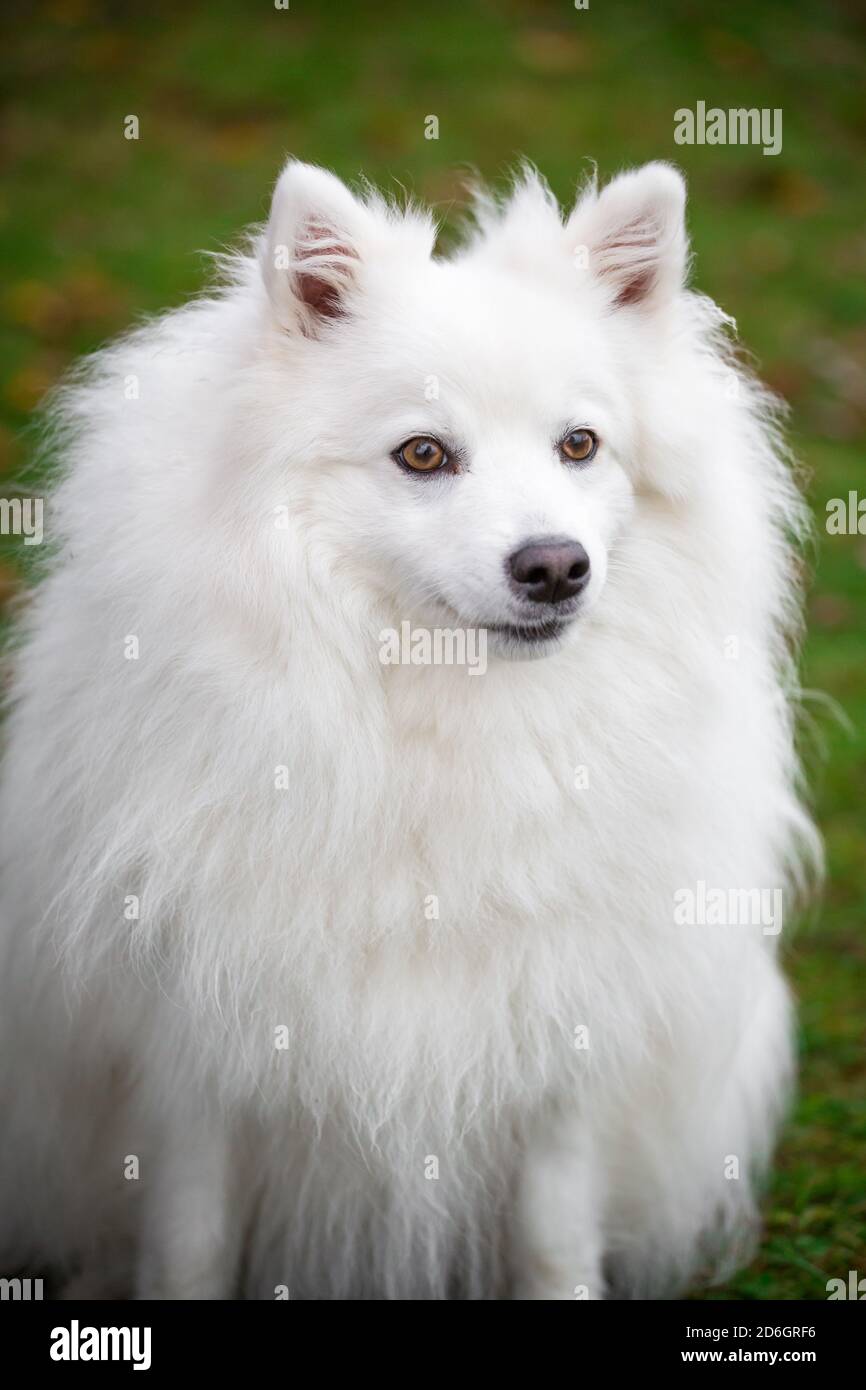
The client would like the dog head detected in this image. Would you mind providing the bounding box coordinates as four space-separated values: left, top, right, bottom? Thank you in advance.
257 159 689 658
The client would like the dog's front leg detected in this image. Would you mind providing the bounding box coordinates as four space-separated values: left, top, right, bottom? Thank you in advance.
135 1106 240 1300
512 1108 606 1300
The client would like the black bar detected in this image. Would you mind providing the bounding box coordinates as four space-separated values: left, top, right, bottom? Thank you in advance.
0 1297 858 1374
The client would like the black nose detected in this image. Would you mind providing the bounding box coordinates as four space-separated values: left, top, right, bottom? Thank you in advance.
508 537 591 605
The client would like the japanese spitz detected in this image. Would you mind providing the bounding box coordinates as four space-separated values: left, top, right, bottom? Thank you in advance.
0 159 818 1299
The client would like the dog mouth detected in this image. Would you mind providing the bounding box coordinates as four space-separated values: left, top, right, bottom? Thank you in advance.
432 595 580 657
483 616 570 645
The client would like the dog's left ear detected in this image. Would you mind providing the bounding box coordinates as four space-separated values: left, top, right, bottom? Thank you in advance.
568 162 687 311
260 160 374 335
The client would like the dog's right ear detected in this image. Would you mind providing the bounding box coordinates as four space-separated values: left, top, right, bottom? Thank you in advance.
567 162 688 313
260 161 372 334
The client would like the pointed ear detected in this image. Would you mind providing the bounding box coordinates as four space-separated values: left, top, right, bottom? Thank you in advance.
568 162 688 310
260 161 372 334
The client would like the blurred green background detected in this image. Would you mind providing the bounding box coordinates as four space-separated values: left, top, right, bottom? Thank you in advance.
0 0 863 1299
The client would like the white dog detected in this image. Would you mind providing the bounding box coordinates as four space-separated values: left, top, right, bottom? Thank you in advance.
0 159 818 1299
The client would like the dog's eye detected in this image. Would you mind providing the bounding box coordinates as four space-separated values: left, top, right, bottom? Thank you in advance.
395 436 448 473
559 428 598 464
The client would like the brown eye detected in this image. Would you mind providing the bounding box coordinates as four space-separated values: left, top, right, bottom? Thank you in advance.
559 428 598 463
396 436 448 472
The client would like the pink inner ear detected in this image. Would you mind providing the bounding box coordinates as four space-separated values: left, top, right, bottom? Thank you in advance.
597 216 662 307
295 268 343 317
295 222 359 320
613 266 655 307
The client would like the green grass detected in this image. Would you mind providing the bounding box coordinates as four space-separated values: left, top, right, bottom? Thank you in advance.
1 0 863 1299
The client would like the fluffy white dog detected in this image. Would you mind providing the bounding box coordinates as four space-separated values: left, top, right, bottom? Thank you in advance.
0 159 818 1299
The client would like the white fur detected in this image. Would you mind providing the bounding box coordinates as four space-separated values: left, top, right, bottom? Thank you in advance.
0 159 818 1299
